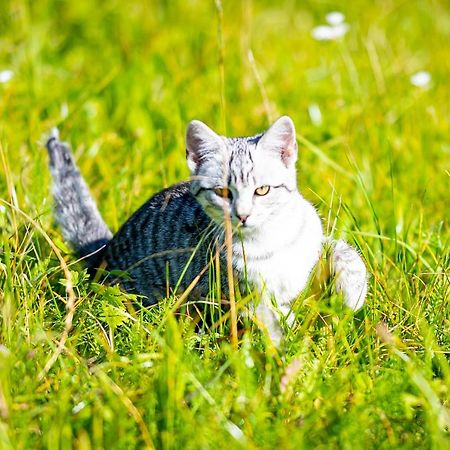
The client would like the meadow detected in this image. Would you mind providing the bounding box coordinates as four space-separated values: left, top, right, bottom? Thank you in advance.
0 0 449 448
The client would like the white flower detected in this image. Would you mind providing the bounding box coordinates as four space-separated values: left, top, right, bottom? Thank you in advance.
244 355 254 368
311 25 334 41
72 401 86 414
60 102 69 119
0 70 13 83
311 23 349 41
410 71 431 88
312 11 349 41
326 11 345 26
308 103 323 126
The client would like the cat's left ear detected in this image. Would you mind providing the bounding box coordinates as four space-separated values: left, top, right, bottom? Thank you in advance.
258 116 297 168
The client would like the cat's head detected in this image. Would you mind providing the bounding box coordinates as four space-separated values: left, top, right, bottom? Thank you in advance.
186 116 299 232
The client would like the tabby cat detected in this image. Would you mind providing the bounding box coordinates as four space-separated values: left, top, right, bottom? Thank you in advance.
47 116 367 345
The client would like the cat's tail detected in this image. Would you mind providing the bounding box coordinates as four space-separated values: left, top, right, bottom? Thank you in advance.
327 238 368 310
46 130 112 268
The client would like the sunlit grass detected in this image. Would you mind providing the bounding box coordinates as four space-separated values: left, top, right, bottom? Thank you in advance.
0 0 449 448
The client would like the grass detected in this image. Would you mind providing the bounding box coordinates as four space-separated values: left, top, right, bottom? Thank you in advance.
0 0 449 448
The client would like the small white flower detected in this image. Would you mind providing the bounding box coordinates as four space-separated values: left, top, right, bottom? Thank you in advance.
312 25 334 41
244 355 254 368
308 103 323 126
0 70 13 83
60 102 69 119
311 23 349 41
326 11 345 26
72 401 86 414
410 71 431 88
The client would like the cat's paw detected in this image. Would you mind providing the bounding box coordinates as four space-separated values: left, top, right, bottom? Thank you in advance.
331 239 368 310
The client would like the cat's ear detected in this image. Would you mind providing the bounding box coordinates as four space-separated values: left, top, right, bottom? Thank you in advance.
186 120 224 174
258 116 297 167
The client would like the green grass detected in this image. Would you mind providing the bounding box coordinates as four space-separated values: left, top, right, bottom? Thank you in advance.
0 0 449 448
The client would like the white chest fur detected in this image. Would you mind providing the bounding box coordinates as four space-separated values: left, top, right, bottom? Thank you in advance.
232 195 323 306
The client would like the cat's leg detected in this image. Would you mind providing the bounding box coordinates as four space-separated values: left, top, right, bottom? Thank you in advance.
255 296 283 347
330 239 368 310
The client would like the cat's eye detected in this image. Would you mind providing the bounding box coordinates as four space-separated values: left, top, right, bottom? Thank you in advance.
255 185 270 196
214 187 232 199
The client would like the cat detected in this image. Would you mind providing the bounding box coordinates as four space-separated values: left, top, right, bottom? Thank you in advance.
46 116 367 345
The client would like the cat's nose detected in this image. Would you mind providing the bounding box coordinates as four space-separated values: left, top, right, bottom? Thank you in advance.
238 214 249 224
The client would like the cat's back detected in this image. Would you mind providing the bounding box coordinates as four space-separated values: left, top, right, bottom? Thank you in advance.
103 182 212 301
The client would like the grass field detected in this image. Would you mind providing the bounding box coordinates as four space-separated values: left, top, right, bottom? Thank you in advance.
0 0 449 448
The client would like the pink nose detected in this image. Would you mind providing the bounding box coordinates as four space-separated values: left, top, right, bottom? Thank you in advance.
238 214 249 224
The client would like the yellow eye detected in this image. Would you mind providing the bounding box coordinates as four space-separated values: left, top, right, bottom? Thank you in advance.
214 187 232 199
255 185 270 196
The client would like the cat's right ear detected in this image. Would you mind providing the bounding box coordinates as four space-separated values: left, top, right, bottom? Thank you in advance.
186 120 224 174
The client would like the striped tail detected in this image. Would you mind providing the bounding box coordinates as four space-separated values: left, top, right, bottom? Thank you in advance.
46 130 112 268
